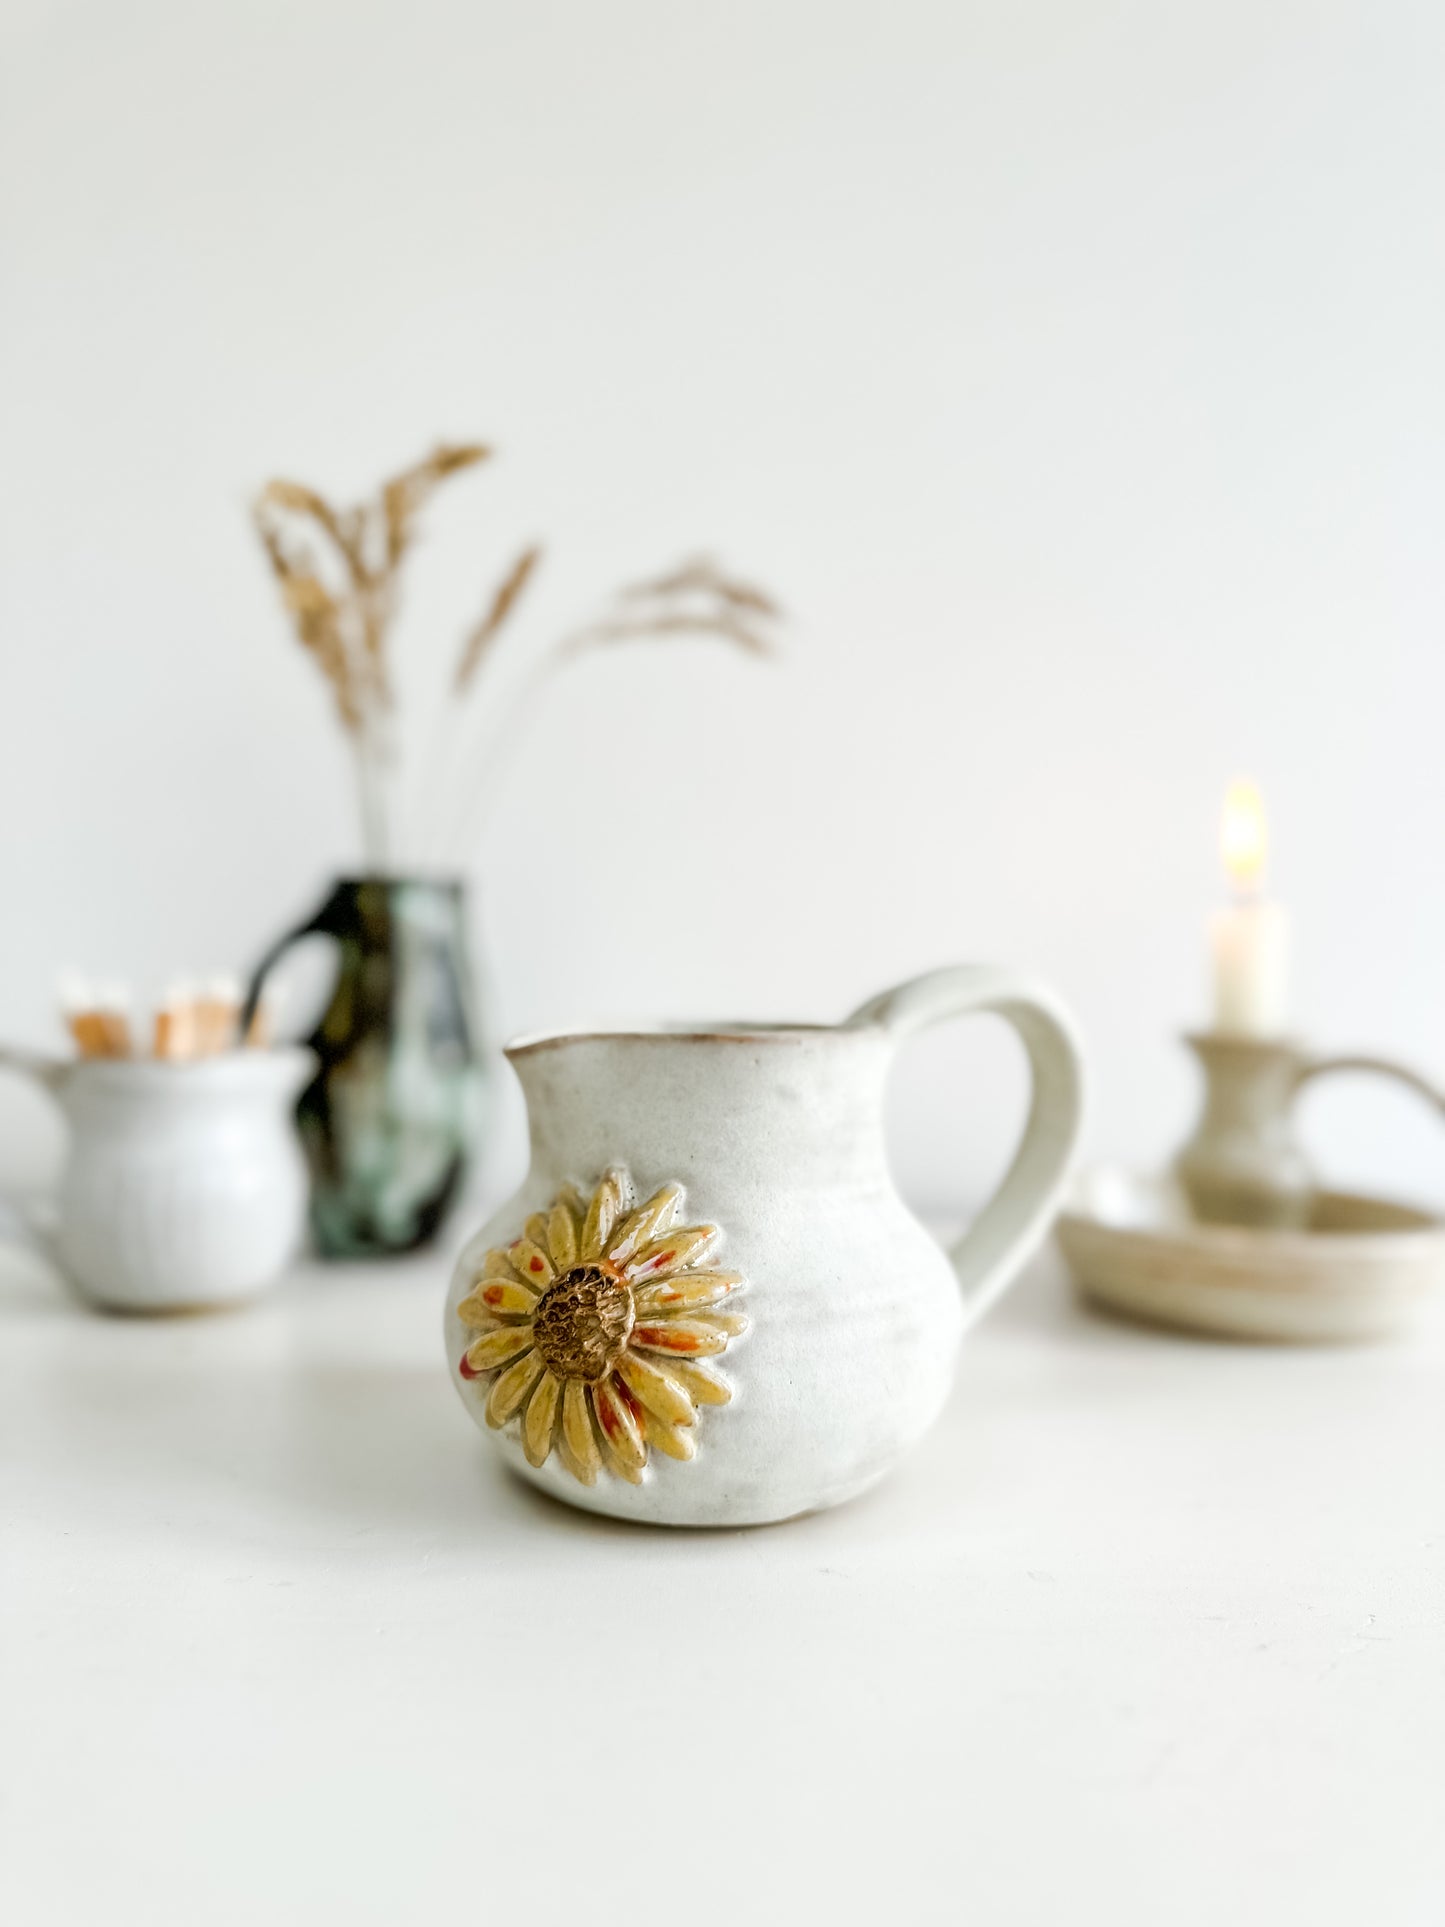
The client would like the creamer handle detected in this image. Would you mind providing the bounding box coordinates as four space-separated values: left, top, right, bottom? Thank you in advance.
0 1045 67 1263
846 967 1085 1332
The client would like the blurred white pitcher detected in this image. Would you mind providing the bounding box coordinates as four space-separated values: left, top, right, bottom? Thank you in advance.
0 1047 312 1312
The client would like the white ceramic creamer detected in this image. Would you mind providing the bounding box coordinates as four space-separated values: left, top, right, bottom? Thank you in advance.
0 1047 313 1312
445 967 1084 1527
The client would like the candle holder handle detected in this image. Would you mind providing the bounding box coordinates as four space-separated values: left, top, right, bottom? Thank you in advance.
1294 1051 1445 1118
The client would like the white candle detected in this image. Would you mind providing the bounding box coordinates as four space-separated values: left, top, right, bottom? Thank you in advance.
1209 778 1288 1036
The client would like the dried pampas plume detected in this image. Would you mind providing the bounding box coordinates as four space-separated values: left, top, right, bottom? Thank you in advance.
251 440 782 867
454 543 543 693
253 442 496 736
562 556 781 659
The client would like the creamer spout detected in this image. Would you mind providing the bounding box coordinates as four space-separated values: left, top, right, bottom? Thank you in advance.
0 1044 71 1098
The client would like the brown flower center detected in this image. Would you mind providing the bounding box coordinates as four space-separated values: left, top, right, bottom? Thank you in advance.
532 1261 634 1381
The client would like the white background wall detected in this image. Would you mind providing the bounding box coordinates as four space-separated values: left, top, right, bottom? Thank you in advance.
3 0 1443 1217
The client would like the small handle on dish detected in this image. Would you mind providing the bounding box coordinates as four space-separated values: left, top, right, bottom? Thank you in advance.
1294 1052 1445 1118
846 966 1085 1332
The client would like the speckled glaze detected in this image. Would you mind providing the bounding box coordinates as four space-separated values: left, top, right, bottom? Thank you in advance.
445 967 1084 1526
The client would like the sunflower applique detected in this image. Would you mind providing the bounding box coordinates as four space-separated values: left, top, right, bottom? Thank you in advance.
455 1169 747 1484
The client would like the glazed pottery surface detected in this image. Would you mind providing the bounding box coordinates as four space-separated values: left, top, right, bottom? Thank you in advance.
0 1047 313 1312
445 966 1084 1527
244 875 485 1257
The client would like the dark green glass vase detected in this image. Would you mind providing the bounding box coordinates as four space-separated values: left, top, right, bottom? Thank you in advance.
242 877 485 1258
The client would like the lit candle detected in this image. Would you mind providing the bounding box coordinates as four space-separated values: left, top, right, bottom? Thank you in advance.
1209 778 1288 1036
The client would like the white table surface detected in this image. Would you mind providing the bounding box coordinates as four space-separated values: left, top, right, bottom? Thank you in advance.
4 1233 1443 1927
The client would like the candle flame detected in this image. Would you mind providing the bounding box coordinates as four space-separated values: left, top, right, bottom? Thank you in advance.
1220 778 1268 894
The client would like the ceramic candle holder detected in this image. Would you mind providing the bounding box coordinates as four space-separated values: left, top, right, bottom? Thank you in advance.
1174 1030 1445 1230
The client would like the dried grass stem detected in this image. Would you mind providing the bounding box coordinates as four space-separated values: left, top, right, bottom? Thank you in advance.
252 445 781 868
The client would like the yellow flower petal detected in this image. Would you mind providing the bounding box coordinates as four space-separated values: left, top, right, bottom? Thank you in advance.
555 1432 588 1486
630 1317 731 1358
547 1202 579 1273
462 1278 540 1320
562 1378 601 1486
486 1349 544 1427
696 1310 749 1338
525 1212 551 1251
557 1182 588 1222
667 1359 732 1406
632 1269 741 1316
581 1168 630 1260
507 1238 554 1288
522 1370 562 1468
465 1326 535 1373
642 1408 696 1461
622 1223 721 1282
457 1294 500 1330
607 1183 683 1264
593 1375 647 1474
615 1351 697 1429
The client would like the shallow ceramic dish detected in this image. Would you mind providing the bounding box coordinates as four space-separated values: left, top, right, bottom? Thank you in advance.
1057 1164 1445 1342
